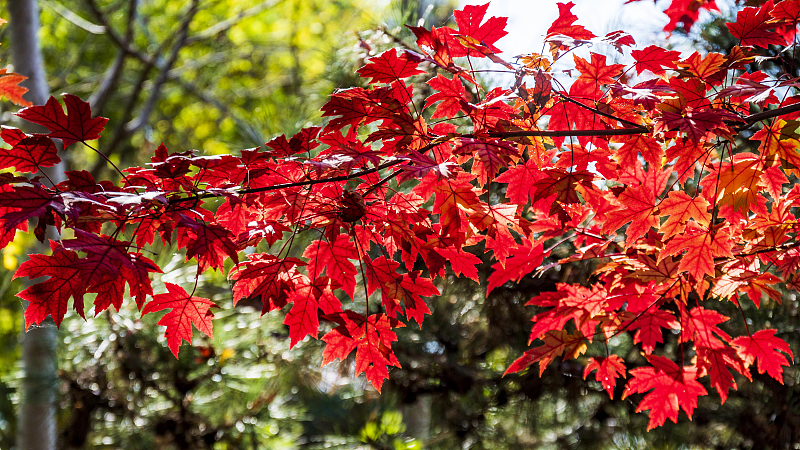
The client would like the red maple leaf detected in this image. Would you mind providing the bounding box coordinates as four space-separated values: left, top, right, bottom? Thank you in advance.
659 0 719 32
0 127 60 173
264 127 321 158
732 329 793 383
603 184 658 244
772 0 800 23
656 106 740 143
726 1 786 48
452 2 508 55
660 222 734 280
574 53 625 88
284 276 342 347
630 45 681 75
676 52 726 83
16 94 108 148
0 184 62 230
366 256 439 326
142 283 217 358
495 158 541 206
626 309 680 355
0 70 31 106
614 134 664 168
321 312 404 392
505 329 587 376
424 74 468 119
303 234 358 298
486 240 548 294
658 191 711 238
584 355 626 399
695 346 747 403
229 254 306 313
356 49 425 84
15 249 83 328
176 217 239 272
546 2 596 40
622 356 708 430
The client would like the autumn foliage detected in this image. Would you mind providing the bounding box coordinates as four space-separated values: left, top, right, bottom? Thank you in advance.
3 0 800 431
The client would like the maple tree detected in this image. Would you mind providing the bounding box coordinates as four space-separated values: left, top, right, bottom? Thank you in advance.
3 0 800 432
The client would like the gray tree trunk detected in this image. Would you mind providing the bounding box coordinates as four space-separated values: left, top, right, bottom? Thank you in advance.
8 1 61 449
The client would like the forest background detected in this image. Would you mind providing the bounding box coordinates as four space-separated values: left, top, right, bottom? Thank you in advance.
0 0 798 449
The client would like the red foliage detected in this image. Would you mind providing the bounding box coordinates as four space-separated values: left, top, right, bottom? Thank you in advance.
3 1 800 429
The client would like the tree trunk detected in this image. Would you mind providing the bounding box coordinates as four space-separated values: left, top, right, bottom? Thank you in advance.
8 1 61 449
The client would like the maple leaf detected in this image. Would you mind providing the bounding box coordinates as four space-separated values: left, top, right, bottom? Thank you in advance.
0 184 63 230
0 70 31 106
658 191 711 238
505 329 587 376
452 2 508 55
659 0 719 32
303 235 358 298
603 184 658 244
601 30 636 53
675 52 726 83
630 45 681 75
712 260 782 307
414 171 479 243
321 312 404 392
530 168 594 216
264 127 321 158
424 74 468 119
142 283 217 358
395 151 458 183
486 240 548 294
622 356 708 430
284 277 342 347
229 254 306 313
356 49 425 84
614 134 664 168
495 158 540 206
732 329 793 383
696 346 747 403
366 256 439 326
574 53 625 88
685 306 731 349
15 249 83 328
431 245 481 281
584 355 626 399
699 153 763 213
546 2 596 40
176 217 239 272
0 127 60 173
16 94 108 148
772 0 800 23
726 1 786 48
454 138 519 185
656 106 740 143
660 222 734 280
626 309 680 354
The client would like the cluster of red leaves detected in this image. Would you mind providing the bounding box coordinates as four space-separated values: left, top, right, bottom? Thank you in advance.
629 0 799 38
3 0 800 428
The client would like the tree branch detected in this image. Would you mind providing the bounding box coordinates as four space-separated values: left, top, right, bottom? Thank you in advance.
88 0 140 116
124 0 199 134
185 0 284 44
168 159 406 205
42 0 105 34
84 0 154 65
